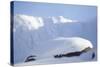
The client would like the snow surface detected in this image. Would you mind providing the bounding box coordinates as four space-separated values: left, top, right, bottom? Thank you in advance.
13 14 97 65
15 48 96 66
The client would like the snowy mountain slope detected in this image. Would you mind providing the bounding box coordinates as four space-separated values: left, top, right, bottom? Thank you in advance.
14 57 85 66
13 14 97 64
15 48 95 66
14 37 94 66
14 15 82 42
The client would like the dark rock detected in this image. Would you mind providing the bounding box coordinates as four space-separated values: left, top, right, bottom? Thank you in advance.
25 55 36 62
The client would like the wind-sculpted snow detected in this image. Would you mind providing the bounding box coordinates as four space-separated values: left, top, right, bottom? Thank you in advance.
14 15 78 31
14 14 82 42
14 37 94 66
13 14 96 64
14 15 44 31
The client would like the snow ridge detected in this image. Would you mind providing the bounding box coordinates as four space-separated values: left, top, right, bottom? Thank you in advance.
14 14 78 31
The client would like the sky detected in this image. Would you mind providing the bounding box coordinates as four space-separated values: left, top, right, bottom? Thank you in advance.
12 1 97 22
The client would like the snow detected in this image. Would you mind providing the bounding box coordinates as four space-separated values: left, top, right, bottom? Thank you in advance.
14 15 44 30
13 14 97 65
14 15 78 31
58 16 78 23
15 48 95 66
